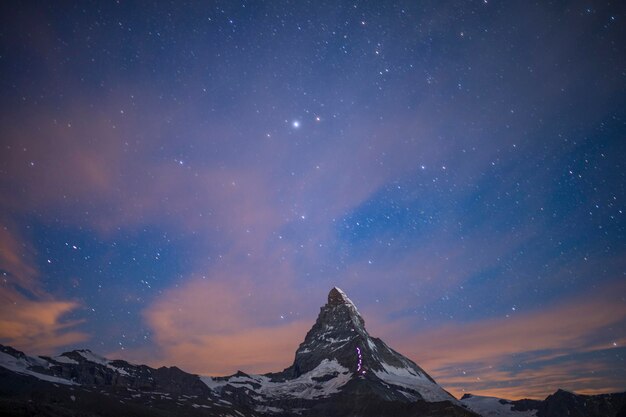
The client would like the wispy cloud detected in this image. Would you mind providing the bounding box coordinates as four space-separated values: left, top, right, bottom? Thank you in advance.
0 224 88 353
0 291 87 353
379 280 626 399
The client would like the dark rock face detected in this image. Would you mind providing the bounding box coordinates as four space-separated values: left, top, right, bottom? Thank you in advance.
510 397 543 412
328 287 351 305
537 389 626 417
284 286 369 377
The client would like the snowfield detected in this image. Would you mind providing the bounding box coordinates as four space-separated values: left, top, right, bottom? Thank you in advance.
374 361 456 402
202 359 352 400
0 351 75 385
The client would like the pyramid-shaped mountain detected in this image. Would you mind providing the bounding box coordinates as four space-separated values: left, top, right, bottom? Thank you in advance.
204 287 471 416
280 287 454 402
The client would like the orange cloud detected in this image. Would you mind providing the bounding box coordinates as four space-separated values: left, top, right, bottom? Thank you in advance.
141 277 310 375
0 290 88 353
0 224 88 353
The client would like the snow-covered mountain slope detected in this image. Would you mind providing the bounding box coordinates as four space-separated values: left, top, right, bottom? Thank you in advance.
0 347 75 385
461 394 538 417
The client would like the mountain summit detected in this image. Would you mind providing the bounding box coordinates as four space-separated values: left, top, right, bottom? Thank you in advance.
278 286 455 403
328 286 350 304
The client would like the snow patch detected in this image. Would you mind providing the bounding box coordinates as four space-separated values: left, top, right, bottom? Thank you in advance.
0 351 75 385
109 364 130 376
366 338 378 352
75 351 130 375
461 395 538 417
200 376 229 390
255 405 284 414
76 350 109 366
323 336 352 344
54 355 78 365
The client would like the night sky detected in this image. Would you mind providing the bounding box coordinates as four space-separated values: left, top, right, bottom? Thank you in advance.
1 0 625 400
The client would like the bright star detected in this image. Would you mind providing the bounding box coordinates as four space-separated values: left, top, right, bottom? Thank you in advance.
292 120 300 128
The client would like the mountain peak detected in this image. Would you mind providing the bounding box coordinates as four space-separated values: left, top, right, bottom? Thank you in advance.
277 287 456 403
328 286 352 305
326 286 362 322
